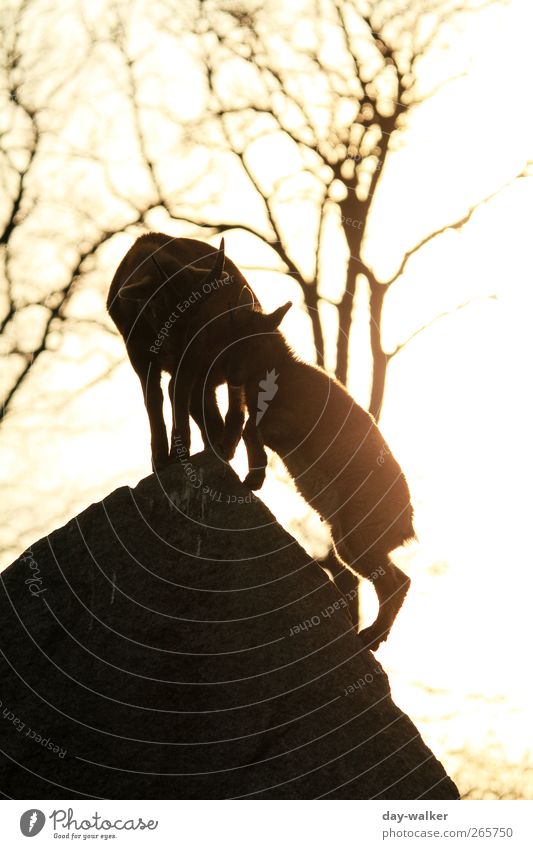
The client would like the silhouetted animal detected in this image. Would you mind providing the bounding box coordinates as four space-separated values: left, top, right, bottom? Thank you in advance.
226 294 414 651
107 233 260 469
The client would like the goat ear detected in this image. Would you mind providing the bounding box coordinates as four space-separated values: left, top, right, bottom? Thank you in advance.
268 301 292 329
118 275 154 301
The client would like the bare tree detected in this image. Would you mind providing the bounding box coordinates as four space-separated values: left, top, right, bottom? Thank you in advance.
1 1 116 422
0 0 180 425
152 0 528 417
1 0 529 431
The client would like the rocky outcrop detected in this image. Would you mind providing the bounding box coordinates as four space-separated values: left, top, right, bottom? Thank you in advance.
0 451 458 799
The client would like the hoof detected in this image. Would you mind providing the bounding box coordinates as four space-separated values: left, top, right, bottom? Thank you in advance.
168 452 188 465
219 439 239 461
152 457 172 473
358 626 388 653
243 470 265 491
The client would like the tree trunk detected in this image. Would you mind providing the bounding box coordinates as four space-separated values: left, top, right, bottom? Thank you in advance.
336 210 364 386
368 281 388 421
336 271 357 386
303 283 325 368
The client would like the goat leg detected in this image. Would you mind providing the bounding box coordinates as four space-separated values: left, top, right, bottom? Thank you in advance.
357 559 411 652
221 385 245 460
242 416 267 490
190 381 225 454
131 356 169 472
168 367 198 461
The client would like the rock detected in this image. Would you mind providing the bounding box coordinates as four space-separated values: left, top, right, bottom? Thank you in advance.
0 451 458 799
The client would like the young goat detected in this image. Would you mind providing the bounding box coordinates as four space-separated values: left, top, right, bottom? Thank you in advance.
226 295 414 651
107 233 260 469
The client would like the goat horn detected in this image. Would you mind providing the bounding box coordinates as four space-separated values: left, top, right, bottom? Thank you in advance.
198 241 226 289
238 286 255 310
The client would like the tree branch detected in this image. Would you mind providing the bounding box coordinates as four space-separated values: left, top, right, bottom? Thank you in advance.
384 166 532 287
387 294 498 360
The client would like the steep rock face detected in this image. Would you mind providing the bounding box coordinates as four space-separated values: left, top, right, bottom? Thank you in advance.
0 451 458 799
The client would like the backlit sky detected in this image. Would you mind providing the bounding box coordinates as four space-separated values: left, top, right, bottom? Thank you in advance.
1 0 533 796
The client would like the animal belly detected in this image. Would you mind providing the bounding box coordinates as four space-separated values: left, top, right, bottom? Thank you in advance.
343 467 414 551
280 451 341 524
279 446 412 550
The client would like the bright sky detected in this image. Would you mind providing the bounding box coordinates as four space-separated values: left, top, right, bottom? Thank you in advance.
1 0 533 796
